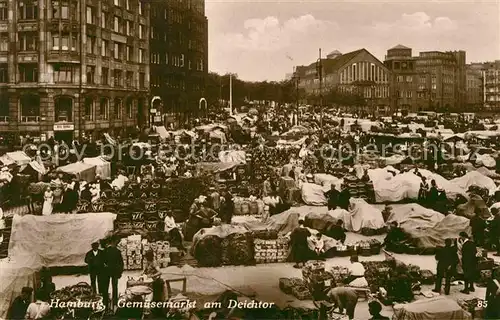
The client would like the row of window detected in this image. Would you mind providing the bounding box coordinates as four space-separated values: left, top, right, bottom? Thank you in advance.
0 95 136 122
86 7 146 38
150 52 204 71
339 62 389 84
0 63 146 88
396 76 413 83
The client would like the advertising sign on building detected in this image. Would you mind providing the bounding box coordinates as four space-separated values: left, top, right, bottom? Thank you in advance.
53 124 75 131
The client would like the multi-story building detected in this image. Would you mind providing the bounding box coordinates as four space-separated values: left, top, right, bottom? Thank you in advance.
384 45 418 114
296 49 391 114
465 63 484 110
0 0 150 143
414 50 466 111
149 0 208 125
482 60 500 110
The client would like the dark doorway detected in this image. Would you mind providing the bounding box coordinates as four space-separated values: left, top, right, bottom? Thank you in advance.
54 131 73 145
137 98 145 127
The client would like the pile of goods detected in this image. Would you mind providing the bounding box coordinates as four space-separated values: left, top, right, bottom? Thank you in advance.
457 298 486 319
233 196 265 216
356 239 382 256
143 240 171 268
50 282 103 319
361 261 393 292
342 175 375 203
118 235 171 270
302 261 335 300
330 266 352 285
253 237 289 264
221 232 255 266
278 277 311 301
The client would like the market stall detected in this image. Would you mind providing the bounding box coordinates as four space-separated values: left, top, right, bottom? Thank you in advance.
56 162 97 182
393 296 471 320
83 156 111 179
0 151 31 166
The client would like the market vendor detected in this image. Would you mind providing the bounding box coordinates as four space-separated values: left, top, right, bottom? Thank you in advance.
219 190 234 224
8 287 33 320
310 232 326 259
142 250 165 304
470 210 486 247
382 221 407 251
164 211 186 252
325 219 346 244
324 184 340 210
262 176 273 198
345 255 366 285
338 188 351 210
326 286 359 320
290 219 311 268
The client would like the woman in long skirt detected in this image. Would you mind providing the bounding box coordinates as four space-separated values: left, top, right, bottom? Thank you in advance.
42 187 54 216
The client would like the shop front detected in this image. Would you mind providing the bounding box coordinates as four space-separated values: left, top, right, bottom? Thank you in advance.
53 124 74 144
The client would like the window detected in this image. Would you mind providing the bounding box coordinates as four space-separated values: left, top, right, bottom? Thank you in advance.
84 97 93 121
139 1 144 15
19 32 37 51
86 6 95 24
165 53 168 65
0 64 7 83
86 65 95 84
20 95 40 121
197 58 204 71
19 1 38 20
0 33 8 51
114 99 122 119
101 12 107 28
114 16 121 33
151 27 155 39
113 42 121 59
54 96 72 122
86 36 96 54
139 48 144 63
125 0 130 10
394 62 400 69
53 34 75 51
139 72 145 88
180 54 184 67
101 67 109 85
0 2 7 21
113 69 122 86
125 20 133 36
113 0 119 6
53 64 73 83
432 84 437 90
126 99 133 118
19 64 38 82
396 76 403 83
126 46 133 61
406 76 412 83
139 24 144 39
125 71 133 87
99 98 109 120
51 1 69 19
101 40 108 57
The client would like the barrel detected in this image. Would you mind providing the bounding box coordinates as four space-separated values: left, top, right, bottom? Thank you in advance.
145 220 160 231
241 201 250 215
249 201 259 215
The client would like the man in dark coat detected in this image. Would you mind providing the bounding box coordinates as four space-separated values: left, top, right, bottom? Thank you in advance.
433 238 458 295
470 211 486 247
102 237 124 310
84 242 105 294
8 287 33 320
290 220 311 268
489 208 500 256
460 232 478 294
325 219 346 244
382 222 407 251
324 184 340 210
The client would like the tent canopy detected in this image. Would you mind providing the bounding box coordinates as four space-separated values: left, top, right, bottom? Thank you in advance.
83 157 111 179
56 162 96 182
393 296 471 320
155 126 170 140
195 162 239 174
0 151 31 166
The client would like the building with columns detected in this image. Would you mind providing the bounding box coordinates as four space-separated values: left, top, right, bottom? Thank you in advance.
296 48 392 114
0 0 150 143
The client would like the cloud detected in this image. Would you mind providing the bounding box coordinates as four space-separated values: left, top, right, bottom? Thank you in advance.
217 14 336 52
373 12 457 32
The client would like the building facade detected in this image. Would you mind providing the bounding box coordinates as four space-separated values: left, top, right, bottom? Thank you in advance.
384 45 418 114
296 49 391 114
0 0 150 143
414 50 466 111
149 0 208 125
465 63 484 110
482 60 500 110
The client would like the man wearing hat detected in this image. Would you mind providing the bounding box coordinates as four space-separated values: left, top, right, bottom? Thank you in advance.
459 232 478 294
8 287 33 320
84 242 105 294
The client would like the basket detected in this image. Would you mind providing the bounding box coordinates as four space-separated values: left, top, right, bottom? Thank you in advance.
241 201 250 215
233 200 242 215
359 247 372 257
291 286 311 300
249 201 259 215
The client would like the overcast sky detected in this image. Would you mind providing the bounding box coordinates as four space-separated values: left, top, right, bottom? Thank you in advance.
206 0 500 82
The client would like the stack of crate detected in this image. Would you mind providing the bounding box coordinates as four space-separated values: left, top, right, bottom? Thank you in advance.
118 238 128 268
126 235 143 270
142 240 171 268
276 237 289 263
254 239 277 263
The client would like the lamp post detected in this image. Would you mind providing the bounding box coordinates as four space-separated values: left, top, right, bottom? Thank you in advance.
292 67 300 125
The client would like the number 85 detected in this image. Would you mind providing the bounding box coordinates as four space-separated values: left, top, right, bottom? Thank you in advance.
477 300 488 308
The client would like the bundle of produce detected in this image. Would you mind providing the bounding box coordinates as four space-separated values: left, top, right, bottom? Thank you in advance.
254 238 278 264
125 235 144 270
357 240 372 256
406 264 422 281
360 226 386 236
279 277 304 295
291 285 312 300
335 241 357 257
276 237 289 262
252 229 278 240
329 266 351 285
361 261 392 292
221 232 254 266
302 260 326 280
194 235 223 267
